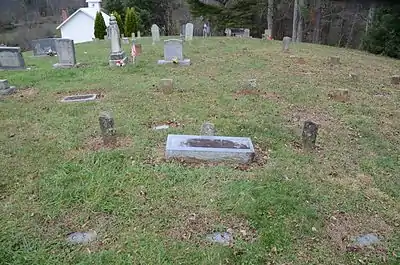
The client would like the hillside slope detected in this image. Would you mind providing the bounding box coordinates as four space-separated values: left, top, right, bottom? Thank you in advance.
0 38 399 264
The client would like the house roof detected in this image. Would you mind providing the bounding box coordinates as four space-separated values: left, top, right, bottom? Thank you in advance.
56 8 110 30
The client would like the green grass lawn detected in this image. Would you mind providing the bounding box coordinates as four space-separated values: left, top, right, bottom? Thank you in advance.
0 37 399 265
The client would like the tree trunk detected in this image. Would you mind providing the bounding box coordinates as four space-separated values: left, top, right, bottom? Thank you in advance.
297 0 304 42
365 2 376 34
267 0 274 35
313 0 321 43
292 0 298 41
346 4 360 48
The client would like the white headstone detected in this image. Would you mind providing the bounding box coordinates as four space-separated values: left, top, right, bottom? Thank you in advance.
185 23 194 41
151 24 160 44
244 29 250 38
137 31 141 38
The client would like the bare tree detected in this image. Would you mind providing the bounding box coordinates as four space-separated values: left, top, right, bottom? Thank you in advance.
313 0 321 43
296 0 304 42
267 0 274 34
292 0 298 41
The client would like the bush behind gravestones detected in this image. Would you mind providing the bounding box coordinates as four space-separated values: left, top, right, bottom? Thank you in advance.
94 12 107 39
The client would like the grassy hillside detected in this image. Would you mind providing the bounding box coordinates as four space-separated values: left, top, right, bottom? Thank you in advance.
0 37 399 264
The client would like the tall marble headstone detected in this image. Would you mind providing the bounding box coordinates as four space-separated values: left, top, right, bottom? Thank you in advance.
185 23 194 41
137 31 141 38
0 47 26 70
109 15 127 67
53 39 76 68
151 24 160 44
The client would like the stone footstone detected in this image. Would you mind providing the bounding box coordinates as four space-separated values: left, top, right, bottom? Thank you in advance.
200 122 216 136
66 231 97 244
160 79 173 93
165 134 255 164
391 75 400 85
0 79 16 95
247 79 257 89
329 89 349 102
329 56 340 65
349 73 359 81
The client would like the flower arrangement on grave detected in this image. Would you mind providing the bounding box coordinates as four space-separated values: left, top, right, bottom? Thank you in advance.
172 56 178 64
115 60 125 67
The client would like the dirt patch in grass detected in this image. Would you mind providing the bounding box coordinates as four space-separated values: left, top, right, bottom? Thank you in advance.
166 210 257 245
83 135 132 151
234 89 282 101
326 211 392 255
10 87 39 101
147 119 182 129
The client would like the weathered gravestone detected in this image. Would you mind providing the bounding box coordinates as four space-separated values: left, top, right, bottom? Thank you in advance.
329 56 340 65
53 39 76 68
200 122 216 136
160 78 173 94
0 79 16 95
302 121 319 150
99 111 116 145
165 134 255 164
282 36 291 52
137 31 141 38
262 29 272 40
185 23 194 41
108 15 127 67
157 39 190 66
151 24 160 44
225 28 232 37
244 29 250 38
131 33 135 39
32 38 57 56
0 47 26 70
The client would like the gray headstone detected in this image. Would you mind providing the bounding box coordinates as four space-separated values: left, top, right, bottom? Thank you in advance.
282 36 291 52
0 47 26 70
53 39 76 68
185 23 194 41
225 28 232 37
32 38 57 56
164 39 183 61
137 31 141 38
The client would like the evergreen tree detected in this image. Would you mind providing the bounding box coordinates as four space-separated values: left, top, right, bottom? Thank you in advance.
112 11 124 36
94 11 107 39
362 4 400 59
103 0 124 17
124 7 140 37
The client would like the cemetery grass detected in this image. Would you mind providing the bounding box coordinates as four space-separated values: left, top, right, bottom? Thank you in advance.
0 37 399 265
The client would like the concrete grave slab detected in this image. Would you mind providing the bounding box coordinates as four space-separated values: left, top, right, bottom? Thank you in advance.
61 94 97 102
165 134 255 164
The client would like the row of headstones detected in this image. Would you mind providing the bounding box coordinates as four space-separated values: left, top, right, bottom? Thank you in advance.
151 23 194 44
224 28 251 38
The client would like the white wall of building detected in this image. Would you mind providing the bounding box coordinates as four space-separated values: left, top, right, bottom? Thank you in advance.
60 12 95 44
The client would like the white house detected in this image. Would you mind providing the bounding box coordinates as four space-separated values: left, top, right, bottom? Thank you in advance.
56 0 110 44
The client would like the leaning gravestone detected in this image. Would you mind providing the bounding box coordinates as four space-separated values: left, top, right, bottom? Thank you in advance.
157 39 190 66
0 79 16 95
302 121 318 150
32 38 57 56
0 47 26 70
151 24 160 44
53 39 76 68
185 23 194 41
109 15 127 67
